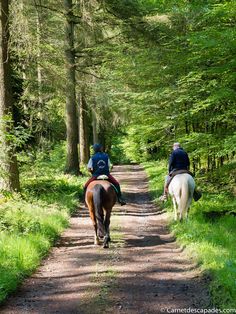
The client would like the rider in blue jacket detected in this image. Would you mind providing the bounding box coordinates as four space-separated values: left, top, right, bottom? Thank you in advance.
84 144 126 205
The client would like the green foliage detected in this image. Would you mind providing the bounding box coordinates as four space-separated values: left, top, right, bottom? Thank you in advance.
0 143 87 303
171 214 236 308
142 160 167 198
103 0 143 19
0 233 51 301
2 0 235 305
9 0 235 171
10 0 66 150
100 0 236 170
143 160 236 308
108 134 131 164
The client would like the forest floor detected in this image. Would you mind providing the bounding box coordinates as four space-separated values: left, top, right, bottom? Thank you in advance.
1 165 210 314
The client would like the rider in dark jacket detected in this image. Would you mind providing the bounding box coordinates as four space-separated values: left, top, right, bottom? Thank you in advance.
168 146 190 173
159 143 190 201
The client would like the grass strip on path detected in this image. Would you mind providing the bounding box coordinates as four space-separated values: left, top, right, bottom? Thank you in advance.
79 215 124 313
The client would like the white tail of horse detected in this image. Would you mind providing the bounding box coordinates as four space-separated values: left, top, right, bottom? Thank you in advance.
168 173 195 221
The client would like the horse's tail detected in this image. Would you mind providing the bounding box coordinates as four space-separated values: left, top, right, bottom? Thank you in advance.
93 184 105 238
178 180 189 219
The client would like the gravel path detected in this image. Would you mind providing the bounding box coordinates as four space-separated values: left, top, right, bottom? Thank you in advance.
1 165 210 314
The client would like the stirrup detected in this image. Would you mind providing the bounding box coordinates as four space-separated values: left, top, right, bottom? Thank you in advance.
118 197 126 206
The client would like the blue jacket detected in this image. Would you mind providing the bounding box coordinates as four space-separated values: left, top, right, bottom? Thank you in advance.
168 148 190 173
91 152 110 176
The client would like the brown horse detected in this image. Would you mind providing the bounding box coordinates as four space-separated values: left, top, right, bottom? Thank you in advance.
85 180 117 248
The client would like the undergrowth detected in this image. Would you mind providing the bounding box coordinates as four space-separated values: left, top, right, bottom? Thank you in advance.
143 160 236 308
0 143 87 303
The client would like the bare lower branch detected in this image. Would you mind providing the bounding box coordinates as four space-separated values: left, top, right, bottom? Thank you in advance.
33 3 64 15
76 69 104 79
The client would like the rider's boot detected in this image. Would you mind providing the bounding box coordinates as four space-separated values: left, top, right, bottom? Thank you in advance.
82 186 87 206
118 194 126 206
115 186 126 206
159 186 168 202
193 189 202 201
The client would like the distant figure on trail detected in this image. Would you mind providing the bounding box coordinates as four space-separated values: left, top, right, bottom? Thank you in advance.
84 144 126 206
159 142 201 202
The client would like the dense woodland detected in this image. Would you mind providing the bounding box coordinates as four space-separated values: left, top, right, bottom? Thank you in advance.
0 0 235 191
0 0 236 307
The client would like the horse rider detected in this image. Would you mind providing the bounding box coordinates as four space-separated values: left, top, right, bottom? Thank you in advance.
83 143 126 206
159 142 191 202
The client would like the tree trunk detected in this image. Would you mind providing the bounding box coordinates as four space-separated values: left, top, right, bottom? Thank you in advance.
98 126 106 150
92 108 98 143
36 8 44 147
36 10 43 109
79 91 90 164
0 0 20 192
64 0 80 174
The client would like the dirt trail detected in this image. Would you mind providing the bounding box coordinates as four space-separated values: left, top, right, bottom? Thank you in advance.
1 165 210 314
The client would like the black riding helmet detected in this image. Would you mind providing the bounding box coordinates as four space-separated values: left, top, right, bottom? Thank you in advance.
93 143 102 153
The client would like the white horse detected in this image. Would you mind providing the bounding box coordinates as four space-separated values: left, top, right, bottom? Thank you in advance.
168 173 195 221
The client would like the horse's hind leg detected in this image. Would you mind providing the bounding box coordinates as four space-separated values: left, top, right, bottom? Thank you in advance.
88 204 100 245
172 197 178 221
103 210 111 248
94 225 100 245
185 196 192 220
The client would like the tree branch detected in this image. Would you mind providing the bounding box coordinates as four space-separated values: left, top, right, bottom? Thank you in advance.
74 32 122 54
32 3 64 15
33 2 82 19
76 69 104 79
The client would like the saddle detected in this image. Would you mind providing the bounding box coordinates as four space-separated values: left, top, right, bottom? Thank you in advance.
170 169 194 177
96 175 119 195
166 170 201 201
167 169 194 188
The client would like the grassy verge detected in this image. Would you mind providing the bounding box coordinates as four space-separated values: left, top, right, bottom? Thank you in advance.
143 160 236 308
0 143 87 304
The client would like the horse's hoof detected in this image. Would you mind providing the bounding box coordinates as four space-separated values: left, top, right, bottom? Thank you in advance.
95 242 103 246
98 232 105 238
94 237 101 245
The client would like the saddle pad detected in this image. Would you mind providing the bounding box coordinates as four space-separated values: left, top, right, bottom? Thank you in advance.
95 176 118 195
167 169 194 188
97 175 109 180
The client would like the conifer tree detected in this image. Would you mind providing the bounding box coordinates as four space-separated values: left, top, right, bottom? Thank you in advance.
0 0 20 192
